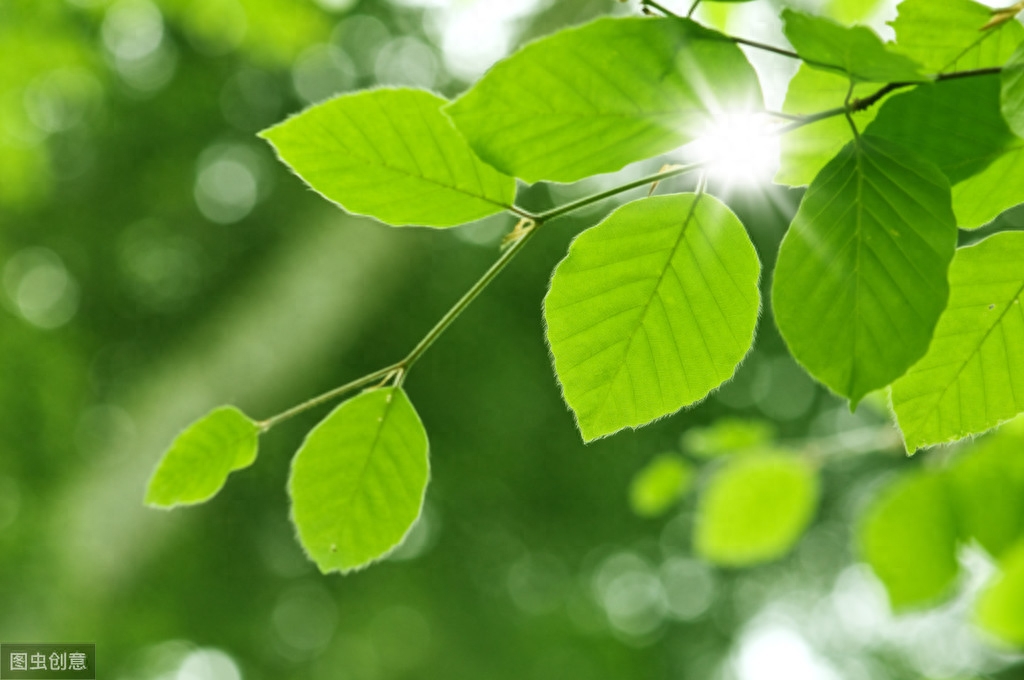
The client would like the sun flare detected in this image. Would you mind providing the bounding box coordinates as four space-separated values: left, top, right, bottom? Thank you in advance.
689 112 781 187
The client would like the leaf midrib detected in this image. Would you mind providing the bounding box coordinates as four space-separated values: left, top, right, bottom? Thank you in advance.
590 193 706 430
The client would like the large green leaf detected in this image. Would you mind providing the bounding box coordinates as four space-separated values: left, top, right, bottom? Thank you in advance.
775 64 882 186
865 75 1024 229
545 194 760 441
629 454 694 518
890 0 1024 73
859 472 959 609
259 88 516 228
445 17 763 184
1003 42 1024 138
946 429 1024 558
781 9 927 83
772 135 957 405
145 406 259 508
977 541 1024 646
289 387 429 573
892 232 1024 452
694 452 818 566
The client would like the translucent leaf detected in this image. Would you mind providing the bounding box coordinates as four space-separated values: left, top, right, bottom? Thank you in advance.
781 9 927 83
977 541 1024 646
946 429 1024 558
865 75 1023 229
1002 42 1024 138
445 17 763 184
772 135 957 405
775 64 882 186
289 387 429 573
145 406 259 508
859 472 959 609
545 194 761 441
694 452 818 566
890 0 1024 73
681 418 776 458
892 232 1024 452
259 88 516 227
629 454 695 518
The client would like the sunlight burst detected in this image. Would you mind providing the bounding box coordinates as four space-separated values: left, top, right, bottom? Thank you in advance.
689 112 781 187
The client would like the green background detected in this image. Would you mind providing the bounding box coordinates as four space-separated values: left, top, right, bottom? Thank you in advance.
2 1 1024 679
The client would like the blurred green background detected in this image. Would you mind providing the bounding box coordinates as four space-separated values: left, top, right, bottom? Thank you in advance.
2 0 1024 679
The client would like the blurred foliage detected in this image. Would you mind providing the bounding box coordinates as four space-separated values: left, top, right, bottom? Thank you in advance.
2 1 1024 680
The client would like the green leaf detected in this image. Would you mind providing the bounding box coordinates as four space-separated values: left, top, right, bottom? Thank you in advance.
629 454 695 518
946 429 1024 558
545 193 760 442
892 232 1024 452
865 75 1024 229
858 471 959 609
1002 42 1024 138
681 418 776 458
289 387 429 573
694 452 818 566
772 135 957 405
866 76 1014 184
259 88 516 228
890 0 1024 73
781 9 927 83
445 17 763 184
145 406 259 509
977 540 1024 646
775 64 882 186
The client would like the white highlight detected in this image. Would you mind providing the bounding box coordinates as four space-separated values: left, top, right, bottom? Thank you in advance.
689 112 780 187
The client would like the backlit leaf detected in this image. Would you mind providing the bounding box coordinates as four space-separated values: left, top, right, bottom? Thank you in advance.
859 472 959 609
775 64 881 186
694 452 818 566
946 428 1024 558
260 88 516 227
1002 42 1024 138
681 418 776 458
781 9 927 83
892 232 1024 452
629 454 694 518
977 541 1024 646
865 75 1024 229
145 406 259 509
890 0 1024 73
289 387 429 573
772 135 957 405
445 17 763 184
545 194 760 441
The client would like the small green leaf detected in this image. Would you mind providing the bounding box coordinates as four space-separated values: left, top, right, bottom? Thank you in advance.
545 193 760 441
1002 42 1024 138
694 452 818 566
859 472 959 609
890 0 1024 73
772 135 957 405
259 88 516 228
629 454 695 518
775 64 882 187
289 387 429 574
977 541 1024 646
681 418 776 458
892 232 1024 452
781 9 927 83
946 429 1024 558
445 17 762 184
145 406 259 509
865 75 1024 229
